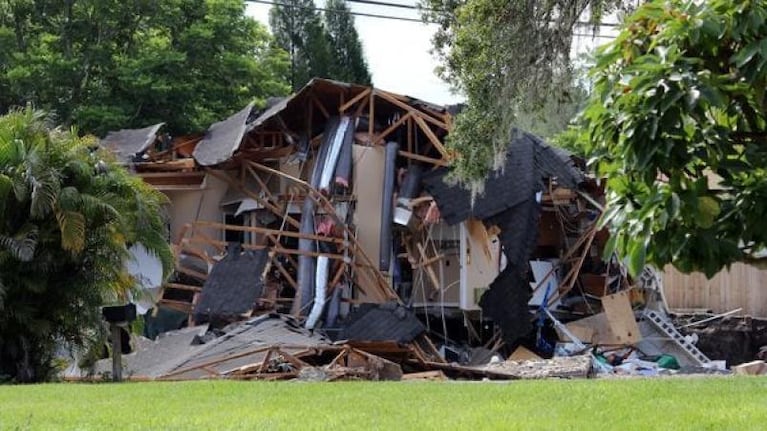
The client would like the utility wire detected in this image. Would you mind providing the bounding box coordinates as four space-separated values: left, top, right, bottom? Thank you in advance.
346 0 438 12
246 0 428 23
345 0 622 28
247 0 619 38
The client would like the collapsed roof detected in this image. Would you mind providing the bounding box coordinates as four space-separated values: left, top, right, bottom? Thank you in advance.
88 78 719 381
100 123 165 162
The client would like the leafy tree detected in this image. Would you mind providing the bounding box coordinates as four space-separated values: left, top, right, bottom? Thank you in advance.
580 0 767 277
0 0 290 136
421 0 638 183
324 0 372 86
0 108 173 382
269 0 334 90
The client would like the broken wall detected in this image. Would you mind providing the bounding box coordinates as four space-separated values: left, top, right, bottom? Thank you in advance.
163 171 230 244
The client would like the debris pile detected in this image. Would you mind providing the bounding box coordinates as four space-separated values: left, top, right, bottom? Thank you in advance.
66 78 740 382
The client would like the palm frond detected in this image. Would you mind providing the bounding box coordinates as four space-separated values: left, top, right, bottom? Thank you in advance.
56 210 86 253
79 192 120 223
0 174 13 217
0 225 39 262
29 171 61 219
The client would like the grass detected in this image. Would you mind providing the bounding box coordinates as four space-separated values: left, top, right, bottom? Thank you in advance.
0 377 765 430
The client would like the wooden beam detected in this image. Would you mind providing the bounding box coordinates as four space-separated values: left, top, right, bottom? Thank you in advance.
373 112 413 145
192 221 345 245
330 261 346 289
354 94 369 117
416 242 441 293
158 299 194 313
339 88 371 113
182 236 347 261
407 116 413 154
413 115 448 158
414 253 445 269
248 161 399 302
205 169 301 230
375 91 448 130
312 96 329 119
273 257 298 291
398 150 449 166
163 283 202 292
368 90 375 137
175 266 208 281
245 165 277 203
547 225 598 307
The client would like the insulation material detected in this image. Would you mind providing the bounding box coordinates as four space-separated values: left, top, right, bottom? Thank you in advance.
334 122 354 188
193 245 268 323
306 256 330 329
319 116 351 192
296 119 336 313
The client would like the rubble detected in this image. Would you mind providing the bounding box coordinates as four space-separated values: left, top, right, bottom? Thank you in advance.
65 78 749 382
732 360 767 376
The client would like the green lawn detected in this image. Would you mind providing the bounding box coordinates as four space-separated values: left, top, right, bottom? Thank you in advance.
1 377 765 430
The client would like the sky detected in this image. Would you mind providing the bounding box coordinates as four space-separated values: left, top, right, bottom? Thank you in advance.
245 1 620 105
246 1 463 104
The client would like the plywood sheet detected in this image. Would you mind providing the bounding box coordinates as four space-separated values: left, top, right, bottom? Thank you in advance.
507 346 542 362
601 290 641 344
352 145 385 301
563 313 616 345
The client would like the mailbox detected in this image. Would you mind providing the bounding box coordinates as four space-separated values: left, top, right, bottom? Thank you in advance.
102 303 136 324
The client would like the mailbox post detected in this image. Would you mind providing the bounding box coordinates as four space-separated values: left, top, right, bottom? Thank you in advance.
101 303 136 382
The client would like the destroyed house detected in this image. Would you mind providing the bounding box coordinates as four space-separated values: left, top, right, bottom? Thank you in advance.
100 78 661 361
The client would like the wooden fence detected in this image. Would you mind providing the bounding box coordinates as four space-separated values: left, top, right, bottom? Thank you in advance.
662 263 767 318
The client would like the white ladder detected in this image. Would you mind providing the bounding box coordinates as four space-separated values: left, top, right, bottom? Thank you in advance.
642 309 710 366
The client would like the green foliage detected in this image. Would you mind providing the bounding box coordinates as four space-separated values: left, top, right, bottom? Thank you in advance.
325 0 372 86
270 0 334 90
269 0 372 90
0 108 173 382
581 0 767 277
422 0 633 182
0 0 290 136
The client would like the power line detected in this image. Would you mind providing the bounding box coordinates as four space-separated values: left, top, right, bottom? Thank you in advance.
346 0 437 12
248 0 619 38
246 0 429 23
345 0 622 29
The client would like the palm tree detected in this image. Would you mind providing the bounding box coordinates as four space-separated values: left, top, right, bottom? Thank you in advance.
0 108 172 382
